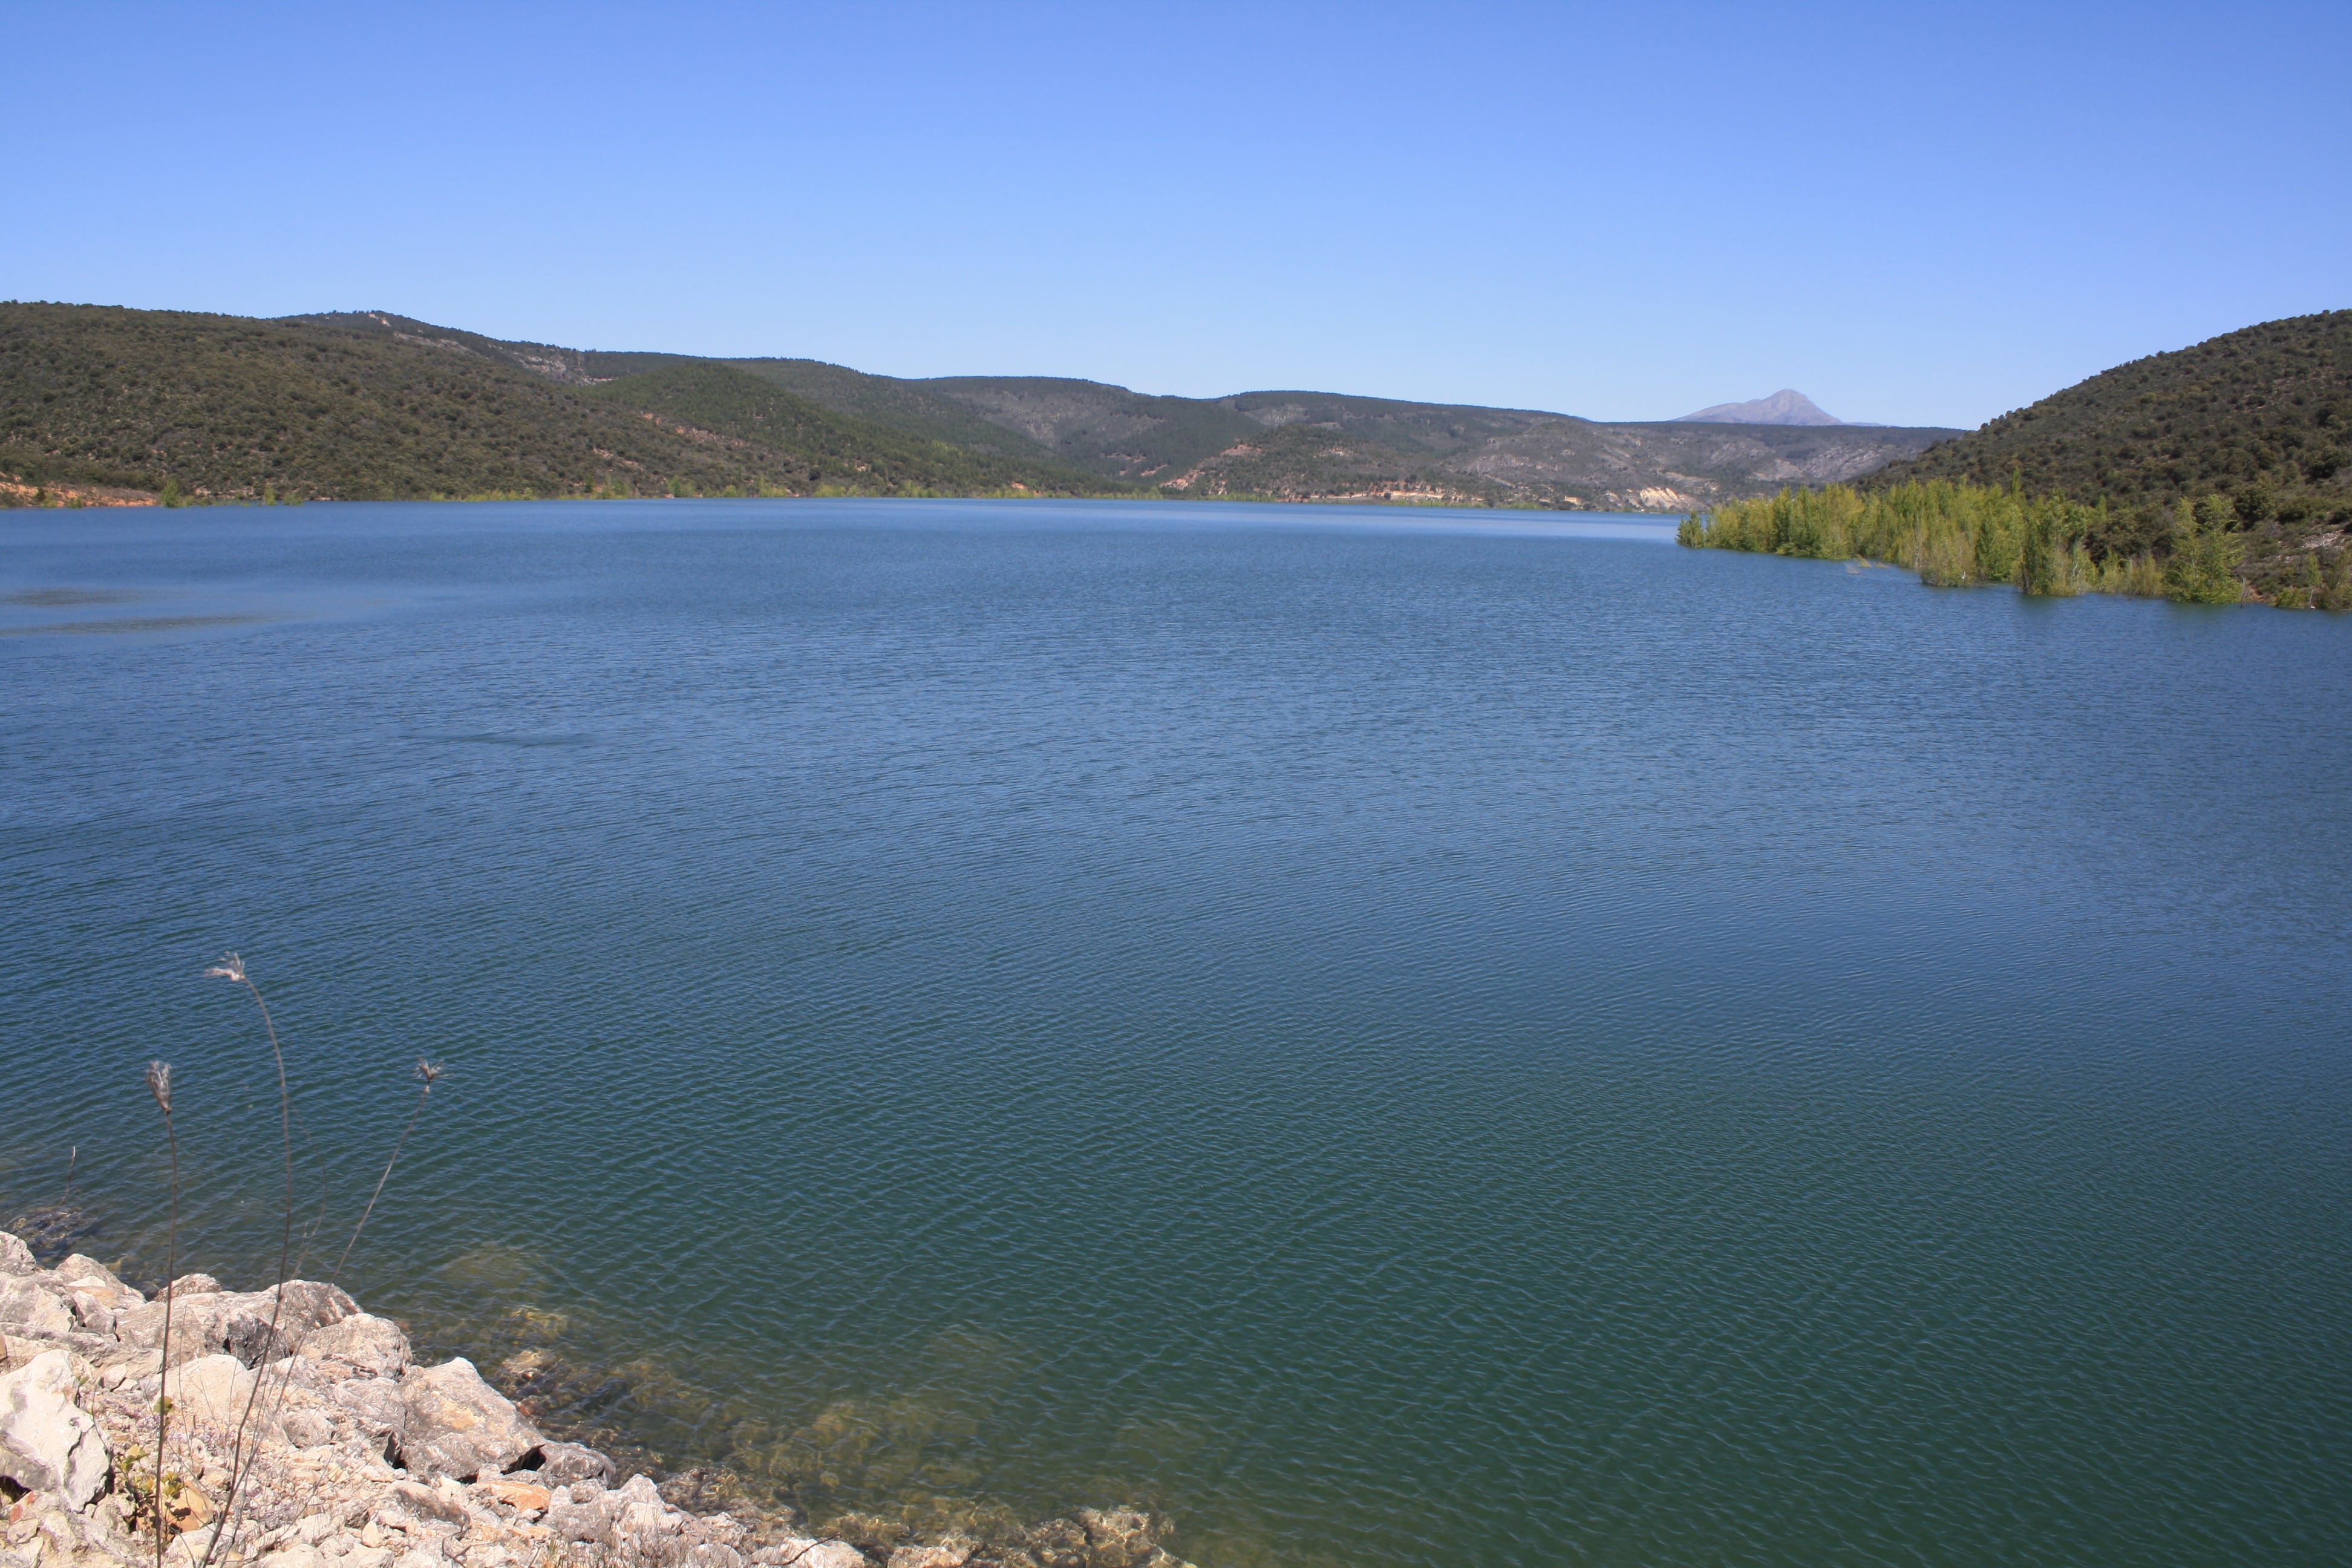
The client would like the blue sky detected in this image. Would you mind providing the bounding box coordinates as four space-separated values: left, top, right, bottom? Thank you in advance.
5 1 2345 426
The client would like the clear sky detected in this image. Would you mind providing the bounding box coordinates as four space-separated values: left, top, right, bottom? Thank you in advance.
5 1 2345 427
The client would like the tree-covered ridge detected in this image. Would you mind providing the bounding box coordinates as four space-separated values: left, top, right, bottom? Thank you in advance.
580 361 1117 496
1875 312 2352 524
1155 420 1511 505
713 359 1068 460
0 299 1968 511
1682 479 2351 609
0 305 1132 503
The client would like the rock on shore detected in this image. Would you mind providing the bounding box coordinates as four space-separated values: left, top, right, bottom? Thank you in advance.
0 1233 1193 1568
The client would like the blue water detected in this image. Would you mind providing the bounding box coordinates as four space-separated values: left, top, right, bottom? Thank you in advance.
4 499 2350 1566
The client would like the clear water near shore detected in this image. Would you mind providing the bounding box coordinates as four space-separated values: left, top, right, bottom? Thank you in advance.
4 498 2350 1566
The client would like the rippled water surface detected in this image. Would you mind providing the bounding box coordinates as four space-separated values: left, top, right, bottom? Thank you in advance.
5 499 2350 1566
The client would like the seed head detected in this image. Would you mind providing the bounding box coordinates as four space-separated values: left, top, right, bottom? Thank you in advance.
203 952 247 984
415 1059 444 1086
145 1060 174 1115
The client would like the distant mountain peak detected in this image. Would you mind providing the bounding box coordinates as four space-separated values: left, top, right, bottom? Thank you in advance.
1674 390 1843 426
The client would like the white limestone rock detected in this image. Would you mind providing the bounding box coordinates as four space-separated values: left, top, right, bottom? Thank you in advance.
117 1281 358 1371
300 1315 412 1381
394 1359 542 1482
0 1276 76 1340
0 1348 109 1508
756 1543 868 1568
166 1352 259 1431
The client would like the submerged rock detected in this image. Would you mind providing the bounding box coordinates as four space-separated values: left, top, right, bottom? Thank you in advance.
754 1543 867 1568
2 1204 100 1268
1073 1509 1171 1568
534 1438 619 1486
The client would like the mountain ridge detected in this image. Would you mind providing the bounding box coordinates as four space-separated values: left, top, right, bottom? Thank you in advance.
1 302 1959 509
1674 389 1843 426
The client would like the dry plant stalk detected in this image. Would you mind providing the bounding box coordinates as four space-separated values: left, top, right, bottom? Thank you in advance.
140 952 454 1568
198 952 294 1568
143 1061 178 1568
335 1059 444 1285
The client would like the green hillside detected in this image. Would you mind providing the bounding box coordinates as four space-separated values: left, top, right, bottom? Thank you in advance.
1155 419 1508 505
719 359 1063 460
1873 312 2351 557
1688 313 2352 607
580 360 1113 495
2 300 1962 512
0 305 1123 502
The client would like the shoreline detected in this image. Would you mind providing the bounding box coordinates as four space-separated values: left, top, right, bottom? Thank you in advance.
1 1229 1195 1568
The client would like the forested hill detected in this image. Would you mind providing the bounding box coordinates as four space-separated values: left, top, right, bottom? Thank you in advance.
2 302 1959 509
1873 311 2351 525
0 305 1121 503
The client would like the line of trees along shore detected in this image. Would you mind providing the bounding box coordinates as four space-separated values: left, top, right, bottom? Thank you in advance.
1677 479 2352 609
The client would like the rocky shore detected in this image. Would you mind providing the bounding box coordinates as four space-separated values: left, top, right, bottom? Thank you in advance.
0 1233 1194 1568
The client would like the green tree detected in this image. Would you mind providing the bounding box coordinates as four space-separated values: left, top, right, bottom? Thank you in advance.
1973 507 2016 584
2019 503 2062 595
2164 497 2246 603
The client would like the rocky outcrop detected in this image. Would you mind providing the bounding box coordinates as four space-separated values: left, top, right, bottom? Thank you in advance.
393 1361 540 1483
0 1351 108 1507
0 1236 1195 1568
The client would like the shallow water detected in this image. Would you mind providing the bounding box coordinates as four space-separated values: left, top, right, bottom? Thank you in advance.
4 498 2349 1566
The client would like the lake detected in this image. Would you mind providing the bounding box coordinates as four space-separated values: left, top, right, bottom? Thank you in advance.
4 498 2348 1566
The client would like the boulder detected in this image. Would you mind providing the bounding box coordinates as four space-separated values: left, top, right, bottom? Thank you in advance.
281 1405 336 1448
395 1359 543 1481
225 1282 359 1365
3 1331 59 1373
0 1347 109 1508
542 1490 612 1543
328 1374 409 1439
531 1440 617 1486
1074 1510 1169 1568
52 1256 143 1337
754 1543 868 1568
476 1476 552 1514
1022 1520 1086 1568
166 1352 258 1431
165 1524 220 1568
0 1275 76 1339
299 1314 412 1380
388 1480 472 1526
117 1281 359 1370
0 1232 37 1275
885 1546 970 1568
